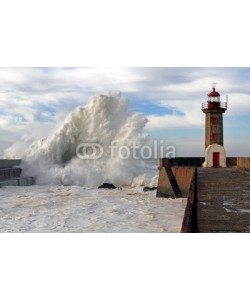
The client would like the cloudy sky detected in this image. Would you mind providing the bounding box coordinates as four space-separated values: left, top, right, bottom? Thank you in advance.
0 67 250 157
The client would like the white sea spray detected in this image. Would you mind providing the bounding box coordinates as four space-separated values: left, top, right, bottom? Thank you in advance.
5 91 155 187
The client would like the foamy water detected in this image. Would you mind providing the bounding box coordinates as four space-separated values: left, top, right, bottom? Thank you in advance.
0 185 186 233
1 92 187 232
5 91 150 187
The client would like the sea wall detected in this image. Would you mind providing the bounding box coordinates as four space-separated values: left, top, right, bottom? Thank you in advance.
226 157 237 166
158 158 200 198
0 159 21 169
0 177 34 187
181 167 198 233
172 167 195 196
237 157 250 171
0 168 22 181
157 166 194 198
0 159 34 187
157 167 173 197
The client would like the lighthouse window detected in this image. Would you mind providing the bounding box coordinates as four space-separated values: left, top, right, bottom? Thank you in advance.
211 117 218 125
212 133 218 142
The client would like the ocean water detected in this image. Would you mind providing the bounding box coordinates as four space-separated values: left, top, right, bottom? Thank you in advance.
1 92 186 232
0 158 187 233
0 184 186 233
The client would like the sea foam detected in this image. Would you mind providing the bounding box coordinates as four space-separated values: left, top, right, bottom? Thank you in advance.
5 91 151 187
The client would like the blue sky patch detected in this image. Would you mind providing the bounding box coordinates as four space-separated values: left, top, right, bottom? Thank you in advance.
129 100 184 116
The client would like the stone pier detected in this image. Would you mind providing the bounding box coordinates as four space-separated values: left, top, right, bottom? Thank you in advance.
197 168 250 232
0 159 34 187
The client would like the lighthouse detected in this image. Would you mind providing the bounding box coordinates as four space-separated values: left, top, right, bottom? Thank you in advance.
202 85 228 167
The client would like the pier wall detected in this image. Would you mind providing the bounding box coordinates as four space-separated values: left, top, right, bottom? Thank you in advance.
0 159 34 187
157 166 194 198
157 167 173 197
157 156 241 198
0 168 22 181
0 177 34 187
0 159 21 169
236 157 250 171
172 168 194 197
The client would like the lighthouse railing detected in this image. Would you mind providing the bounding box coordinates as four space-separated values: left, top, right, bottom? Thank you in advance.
202 101 227 110
220 101 227 109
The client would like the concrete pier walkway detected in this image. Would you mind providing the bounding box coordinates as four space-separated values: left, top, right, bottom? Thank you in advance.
197 168 250 232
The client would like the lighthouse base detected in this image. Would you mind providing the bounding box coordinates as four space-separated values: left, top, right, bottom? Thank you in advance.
203 144 227 168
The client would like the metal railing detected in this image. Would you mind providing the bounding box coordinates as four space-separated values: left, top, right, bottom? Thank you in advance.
202 101 227 110
161 157 205 168
0 168 22 181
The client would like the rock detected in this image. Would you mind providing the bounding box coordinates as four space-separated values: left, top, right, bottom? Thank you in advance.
143 186 157 192
98 183 117 189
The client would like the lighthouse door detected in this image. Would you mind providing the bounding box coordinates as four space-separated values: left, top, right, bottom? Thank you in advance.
213 152 220 167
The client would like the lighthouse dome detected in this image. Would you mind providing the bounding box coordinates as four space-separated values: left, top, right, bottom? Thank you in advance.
208 87 220 97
